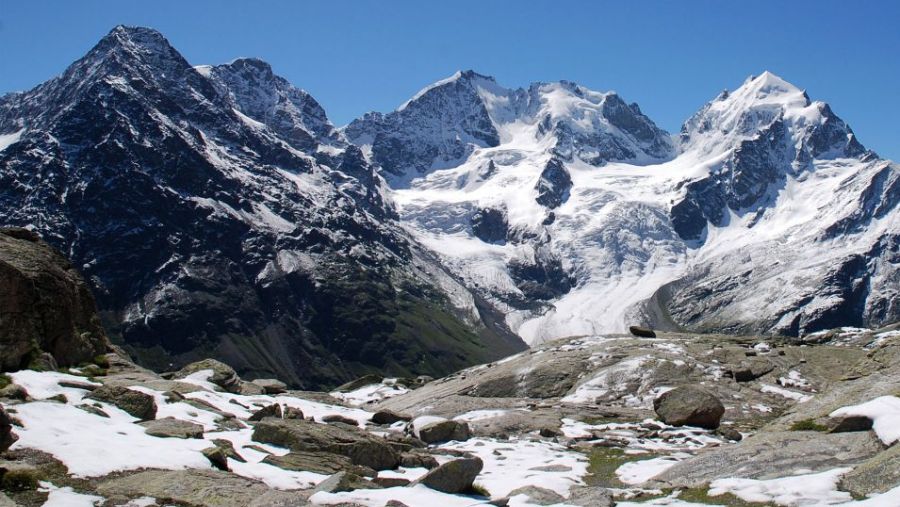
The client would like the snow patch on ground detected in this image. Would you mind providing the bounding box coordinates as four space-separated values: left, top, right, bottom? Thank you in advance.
830 396 900 445
329 379 409 406
442 437 589 498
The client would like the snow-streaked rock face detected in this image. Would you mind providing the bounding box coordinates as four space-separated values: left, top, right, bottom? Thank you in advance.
0 26 524 387
344 70 675 186
361 71 900 344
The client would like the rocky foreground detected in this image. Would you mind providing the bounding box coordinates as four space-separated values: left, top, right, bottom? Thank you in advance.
1 325 900 506
0 226 898 506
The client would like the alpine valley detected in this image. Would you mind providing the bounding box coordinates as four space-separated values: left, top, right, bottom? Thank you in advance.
1 26 899 387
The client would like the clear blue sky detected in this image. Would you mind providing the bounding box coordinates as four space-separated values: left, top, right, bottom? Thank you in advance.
2 1 899 159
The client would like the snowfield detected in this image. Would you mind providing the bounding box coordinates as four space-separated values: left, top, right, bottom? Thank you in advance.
367 70 900 345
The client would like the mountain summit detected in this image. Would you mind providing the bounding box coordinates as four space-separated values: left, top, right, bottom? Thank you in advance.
356 70 898 343
0 27 524 388
345 70 674 186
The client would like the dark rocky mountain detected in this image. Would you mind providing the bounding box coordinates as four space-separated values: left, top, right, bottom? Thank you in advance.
0 26 524 388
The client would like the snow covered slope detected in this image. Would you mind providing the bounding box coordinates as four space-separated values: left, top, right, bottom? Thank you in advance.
349 71 900 344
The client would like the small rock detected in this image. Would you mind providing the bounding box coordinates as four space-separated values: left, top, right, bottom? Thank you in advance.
373 476 410 487
251 378 288 394
414 457 483 494
202 446 229 471
322 414 359 426
386 501 410 507
310 471 380 494
163 390 185 402
628 325 657 338
0 406 18 452
88 385 157 420
140 417 204 439
210 439 245 463
58 380 98 391
249 404 282 422
176 359 241 393
653 385 725 429
46 393 68 403
283 406 304 420
237 381 266 396
0 461 42 491
717 427 743 441
371 409 411 425
76 404 110 418
508 485 566 505
334 374 383 393
0 384 28 401
400 452 439 469
416 419 471 444
539 427 561 438
30 352 59 371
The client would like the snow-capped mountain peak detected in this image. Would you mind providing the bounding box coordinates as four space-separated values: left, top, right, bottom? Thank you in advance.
345 72 674 185
681 71 866 162
374 69 899 344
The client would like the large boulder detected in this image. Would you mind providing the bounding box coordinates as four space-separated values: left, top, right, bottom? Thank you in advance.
628 326 657 338
0 406 17 452
413 457 483 493
97 469 302 507
729 358 775 382
839 444 900 497
0 228 109 370
176 359 241 393
252 418 400 470
651 431 883 488
371 409 411 425
653 386 725 429
415 419 471 444
263 451 353 475
87 385 157 420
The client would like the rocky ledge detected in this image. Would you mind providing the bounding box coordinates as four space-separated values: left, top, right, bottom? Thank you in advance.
0 324 899 506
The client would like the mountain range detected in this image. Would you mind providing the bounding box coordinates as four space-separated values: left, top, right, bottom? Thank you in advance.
1 26 897 386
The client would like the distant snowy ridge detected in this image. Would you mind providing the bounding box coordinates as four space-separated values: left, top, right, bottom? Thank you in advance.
348 70 900 344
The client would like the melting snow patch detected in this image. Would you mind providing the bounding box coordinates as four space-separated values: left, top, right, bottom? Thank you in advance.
453 409 511 422
615 454 689 485
442 437 588 498
11 401 213 477
708 468 853 505
39 482 104 507
761 384 812 403
830 396 900 445
778 370 813 391
310 484 483 507
617 491 725 506
329 379 409 406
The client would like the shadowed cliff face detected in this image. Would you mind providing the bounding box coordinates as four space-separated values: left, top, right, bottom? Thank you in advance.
0 227 110 370
0 26 524 388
